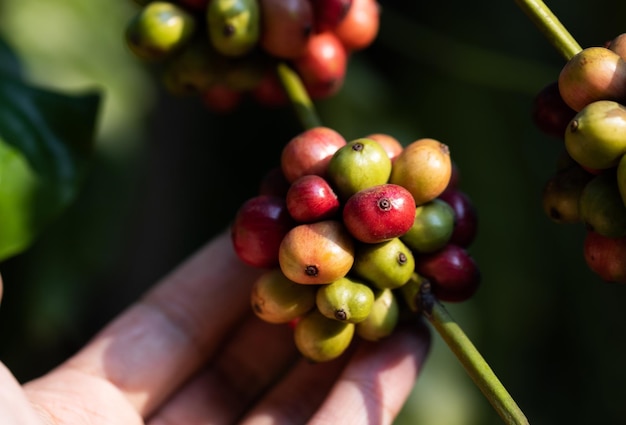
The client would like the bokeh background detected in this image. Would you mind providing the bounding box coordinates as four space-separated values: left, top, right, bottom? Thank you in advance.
1 1 626 424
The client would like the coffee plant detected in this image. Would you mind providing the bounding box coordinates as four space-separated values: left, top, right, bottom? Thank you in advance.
2 0 626 424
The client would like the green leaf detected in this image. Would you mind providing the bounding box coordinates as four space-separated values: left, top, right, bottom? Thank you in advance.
0 47 101 260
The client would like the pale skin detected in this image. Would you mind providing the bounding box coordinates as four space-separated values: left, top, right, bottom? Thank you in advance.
0 230 431 425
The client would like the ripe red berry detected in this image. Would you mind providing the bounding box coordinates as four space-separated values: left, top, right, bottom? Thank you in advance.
445 161 461 191
280 126 347 183
583 230 626 283
294 31 347 99
438 188 479 248
366 133 404 162
259 0 314 59
258 166 291 197
342 184 416 243
415 244 481 302
311 0 353 32
231 195 296 268
286 174 341 222
531 80 577 139
332 0 379 51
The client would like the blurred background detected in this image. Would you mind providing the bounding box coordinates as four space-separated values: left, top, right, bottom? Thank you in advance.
1 0 626 424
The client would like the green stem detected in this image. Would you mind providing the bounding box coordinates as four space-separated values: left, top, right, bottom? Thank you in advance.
423 299 529 425
513 0 582 60
276 62 322 130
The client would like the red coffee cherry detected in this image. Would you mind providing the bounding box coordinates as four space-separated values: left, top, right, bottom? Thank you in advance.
415 244 481 303
332 0 380 51
366 133 404 162
584 230 626 284
286 174 341 223
438 188 479 248
531 80 577 139
342 183 416 244
231 195 295 268
280 126 347 183
311 0 353 32
294 31 348 99
258 0 313 59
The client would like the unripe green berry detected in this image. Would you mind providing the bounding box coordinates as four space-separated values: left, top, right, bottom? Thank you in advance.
401 198 455 253
251 268 317 324
294 308 355 362
352 238 415 289
316 275 374 323
327 138 392 200
125 1 196 61
356 288 399 342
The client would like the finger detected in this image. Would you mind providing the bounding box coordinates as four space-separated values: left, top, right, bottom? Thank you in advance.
24 230 264 420
308 321 431 425
237 351 353 425
147 314 301 425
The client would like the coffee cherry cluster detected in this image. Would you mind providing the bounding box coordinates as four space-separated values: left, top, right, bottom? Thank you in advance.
231 126 480 362
532 32 626 284
124 0 380 112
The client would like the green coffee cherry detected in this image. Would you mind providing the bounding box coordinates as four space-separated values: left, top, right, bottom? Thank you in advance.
207 0 261 57
294 308 355 362
397 273 428 313
125 1 196 62
356 289 399 342
579 170 626 238
352 238 415 289
327 138 392 200
250 268 317 324
401 198 455 253
316 275 374 323
565 100 626 170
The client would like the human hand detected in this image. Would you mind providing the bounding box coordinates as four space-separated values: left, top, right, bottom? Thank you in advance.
0 230 431 425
